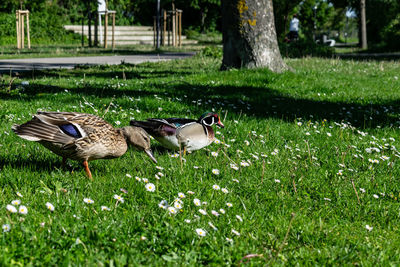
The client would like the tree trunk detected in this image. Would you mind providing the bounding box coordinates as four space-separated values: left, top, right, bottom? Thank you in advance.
221 0 287 72
360 0 367 49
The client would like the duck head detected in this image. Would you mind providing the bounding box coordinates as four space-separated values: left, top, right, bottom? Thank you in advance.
121 126 157 163
199 112 224 128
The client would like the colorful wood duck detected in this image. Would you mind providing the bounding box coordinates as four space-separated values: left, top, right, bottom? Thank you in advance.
12 111 157 179
130 112 224 153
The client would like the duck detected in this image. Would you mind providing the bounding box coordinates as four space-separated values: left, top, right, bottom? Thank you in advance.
130 112 224 153
12 111 157 179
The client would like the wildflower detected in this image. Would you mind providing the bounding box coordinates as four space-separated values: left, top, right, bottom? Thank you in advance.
232 179 239 183
178 192 186 198
365 225 373 231
214 139 221 144
337 170 344 176
231 229 241 236
184 219 191 223
11 200 21 206
187 190 195 195
120 188 128 194
213 184 220 190
221 188 229 194
45 202 55 211
327 133 332 137
211 210 219 217
360 188 366 193
230 164 239 171
297 122 303 126
324 198 331 201
145 183 156 192
158 200 168 209
212 169 220 175
226 237 233 243
193 199 201 206
219 208 226 214
236 215 243 222
135 176 141 182
83 198 94 204
40 222 45 227
2 224 11 232
101 206 111 211
211 152 218 157
174 201 183 210
155 166 164 170
170 153 179 158
274 179 281 183
373 194 379 199
193 166 200 169
142 178 149 183
196 228 207 237
226 203 233 208
113 194 125 203
140 236 147 240
244 140 250 146
156 172 164 177
115 121 121 125
126 173 132 178
240 161 250 167
168 207 178 214
16 192 23 198
6 204 17 213
19 205 28 215
208 222 218 231
199 209 207 215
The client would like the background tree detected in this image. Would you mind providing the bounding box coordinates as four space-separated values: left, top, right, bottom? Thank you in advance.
221 0 287 72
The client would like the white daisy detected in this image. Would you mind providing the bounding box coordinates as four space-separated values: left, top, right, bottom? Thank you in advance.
211 151 218 157
196 228 207 237
6 204 17 213
168 207 178 214
211 210 219 217
126 174 132 178
45 202 55 211
16 192 23 198
219 208 226 214
113 194 125 203
145 183 156 192
236 215 243 222
221 188 229 194
83 198 94 204
174 201 183 210
365 225 373 231
19 205 28 215
193 198 201 206
212 184 220 190
208 222 218 231
101 206 111 211
212 169 220 175
2 224 11 232
198 209 207 215
178 192 186 198
158 200 168 209
231 229 240 236
226 203 233 208
11 200 21 206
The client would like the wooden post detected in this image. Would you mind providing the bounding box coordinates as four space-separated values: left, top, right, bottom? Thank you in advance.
26 11 30 49
163 10 167 46
153 16 156 47
112 12 115 49
171 6 176 46
16 11 20 49
178 10 182 47
21 13 25 48
104 11 108 48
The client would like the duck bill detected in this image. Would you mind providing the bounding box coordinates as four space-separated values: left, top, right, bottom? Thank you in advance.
217 119 225 128
145 149 157 163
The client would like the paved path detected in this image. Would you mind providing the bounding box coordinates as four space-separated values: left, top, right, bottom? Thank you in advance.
0 52 196 73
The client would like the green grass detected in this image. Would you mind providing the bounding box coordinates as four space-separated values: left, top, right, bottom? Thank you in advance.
1 55 400 265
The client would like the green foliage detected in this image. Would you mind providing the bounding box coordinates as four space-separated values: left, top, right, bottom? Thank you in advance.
198 46 222 58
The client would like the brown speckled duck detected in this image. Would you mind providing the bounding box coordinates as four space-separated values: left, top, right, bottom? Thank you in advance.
12 111 157 179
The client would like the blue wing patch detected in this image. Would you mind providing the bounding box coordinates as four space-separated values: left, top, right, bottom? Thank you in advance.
59 124 82 138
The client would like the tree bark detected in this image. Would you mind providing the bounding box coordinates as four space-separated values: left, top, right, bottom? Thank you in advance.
360 0 367 49
221 0 287 72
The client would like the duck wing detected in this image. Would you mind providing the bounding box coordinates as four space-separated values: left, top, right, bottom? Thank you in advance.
12 113 77 145
130 119 178 137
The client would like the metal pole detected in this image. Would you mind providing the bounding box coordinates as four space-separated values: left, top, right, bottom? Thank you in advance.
156 0 160 49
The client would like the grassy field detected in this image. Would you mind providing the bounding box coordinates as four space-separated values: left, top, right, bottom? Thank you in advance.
1 54 400 265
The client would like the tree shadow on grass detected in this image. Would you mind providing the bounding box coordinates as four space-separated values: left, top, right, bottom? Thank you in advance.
2 69 399 130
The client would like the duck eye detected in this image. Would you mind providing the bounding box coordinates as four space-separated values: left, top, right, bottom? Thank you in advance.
203 116 214 125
